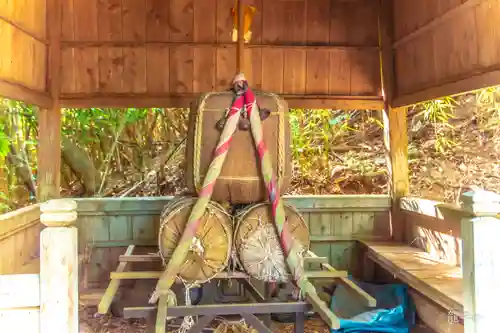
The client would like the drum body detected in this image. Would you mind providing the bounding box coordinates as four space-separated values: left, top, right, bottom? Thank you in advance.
233 203 310 283
185 91 292 204
158 196 233 284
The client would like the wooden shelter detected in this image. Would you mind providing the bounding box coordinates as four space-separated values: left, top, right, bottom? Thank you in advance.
1 0 500 333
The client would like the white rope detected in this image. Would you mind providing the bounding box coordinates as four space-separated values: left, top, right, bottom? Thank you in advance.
190 236 205 257
177 280 199 333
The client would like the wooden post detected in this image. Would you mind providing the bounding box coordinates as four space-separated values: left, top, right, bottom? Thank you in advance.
460 189 500 333
382 107 409 242
40 199 78 333
37 0 62 201
379 0 409 242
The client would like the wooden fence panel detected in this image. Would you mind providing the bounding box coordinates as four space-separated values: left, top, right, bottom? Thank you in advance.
75 195 391 287
0 274 41 333
0 205 42 274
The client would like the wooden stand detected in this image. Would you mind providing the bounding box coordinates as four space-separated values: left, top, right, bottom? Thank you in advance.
97 246 377 332
39 199 79 333
460 189 500 333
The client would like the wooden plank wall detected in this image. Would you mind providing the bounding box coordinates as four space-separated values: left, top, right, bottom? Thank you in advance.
0 204 42 274
392 0 500 107
59 0 382 108
75 195 391 288
0 1 49 106
0 205 44 333
400 197 463 267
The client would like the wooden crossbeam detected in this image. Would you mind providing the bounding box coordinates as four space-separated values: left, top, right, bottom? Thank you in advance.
304 285 340 329
119 254 160 262
109 270 249 280
305 271 348 279
306 250 377 307
303 254 328 265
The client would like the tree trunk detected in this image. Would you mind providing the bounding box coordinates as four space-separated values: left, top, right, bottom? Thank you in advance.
61 136 101 196
7 146 36 197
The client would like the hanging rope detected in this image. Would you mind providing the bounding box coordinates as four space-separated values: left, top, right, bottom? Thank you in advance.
150 73 317 304
235 73 318 299
177 281 198 333
150 78 244 303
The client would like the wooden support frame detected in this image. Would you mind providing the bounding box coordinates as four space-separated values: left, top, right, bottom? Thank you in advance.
60 41 379 50
306 250 377 307
125 302 309 333
459 189 500 333
97 245 135 314
0 79 52 109
95 245 379 331
59 94 385 110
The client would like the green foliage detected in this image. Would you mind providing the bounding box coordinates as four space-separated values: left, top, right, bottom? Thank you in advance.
418 97 457 123
0 191 10 213
416 96 458 153
0 131 10 158
0 84 500 210
289 108 381 179
473 86 500 131
290 108 347 175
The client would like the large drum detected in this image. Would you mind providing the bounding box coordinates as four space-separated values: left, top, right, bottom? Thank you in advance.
233 203 310 283
185 91 292 204
158 196 233 284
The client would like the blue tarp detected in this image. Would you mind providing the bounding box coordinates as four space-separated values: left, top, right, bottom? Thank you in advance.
329 277 416 333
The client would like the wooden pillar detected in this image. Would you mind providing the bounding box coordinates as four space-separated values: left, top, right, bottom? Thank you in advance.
37 109 61 201
379 0 409 241
40 199 78 333
459 189 500 333
37 0 62 201
382 107 409 241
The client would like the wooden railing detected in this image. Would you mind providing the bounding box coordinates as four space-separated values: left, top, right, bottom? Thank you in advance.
0 199 79 333
74 194 392 288
399 189 500 333
400 196 465 266
0 204 41 274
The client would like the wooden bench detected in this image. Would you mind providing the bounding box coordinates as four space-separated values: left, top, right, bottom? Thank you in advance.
360 241 464 333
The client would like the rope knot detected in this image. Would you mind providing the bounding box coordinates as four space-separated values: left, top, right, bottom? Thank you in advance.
189 236 205 257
